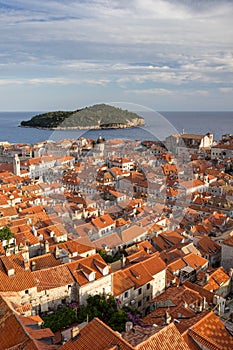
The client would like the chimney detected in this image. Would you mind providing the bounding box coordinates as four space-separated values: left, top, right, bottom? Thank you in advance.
125 321 133 332
121 254 126 268
44 240 49 254
164 310 171 325
204 273 210 284
55 246 60 259
31 261 36 271
203 296 207 310
32 225 37 237
22 251 30 270
197 300 203 313
71 326 80 339
5 248 11 257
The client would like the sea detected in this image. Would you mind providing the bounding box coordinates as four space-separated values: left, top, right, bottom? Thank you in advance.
0 111 232 144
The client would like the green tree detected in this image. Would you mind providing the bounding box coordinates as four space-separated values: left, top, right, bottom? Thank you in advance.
76 294 138 332
108 309 129 332
97 249 123 263
0 226 14 241
42 307 77 332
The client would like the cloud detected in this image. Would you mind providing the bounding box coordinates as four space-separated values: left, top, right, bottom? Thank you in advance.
0 77 110 86
0 0 232 110
219 87 233 93
126 88 174 95
126 88 209 96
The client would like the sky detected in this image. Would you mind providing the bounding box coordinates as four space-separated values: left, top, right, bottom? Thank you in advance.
0 0 233 111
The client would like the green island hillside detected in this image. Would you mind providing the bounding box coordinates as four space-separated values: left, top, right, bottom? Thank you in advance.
20 104 144 130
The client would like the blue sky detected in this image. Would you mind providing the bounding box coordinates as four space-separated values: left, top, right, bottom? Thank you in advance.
0 0 233 111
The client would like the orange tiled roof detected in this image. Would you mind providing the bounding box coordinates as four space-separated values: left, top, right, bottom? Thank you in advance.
59 317 134 350
168 258 186 273
32 264 74 291
202 267 230 292
141 255 166 276
92 213 115 229
14 230 39 246
113 255 166 295
92 232 123 249
183 253 208 270
50 240 94 256
161 230 184 245
150 285 202 308
0 255 36 292
67 253 109 286
196 236 221 255
136 322 190 350
113 269 135 295
120 225 147 244
188 311 233 350
174 310 210 334
0 206 18 217
29 253 61 271
184 281 215 304
0 295 57 349
180 179 204 189
222 235 233 247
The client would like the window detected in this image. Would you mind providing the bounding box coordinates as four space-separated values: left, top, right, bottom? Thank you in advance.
146 296 150 301
147 283 150 290
138 300 142 308
124 291 129 299
138 288 142 295
25 290 29 294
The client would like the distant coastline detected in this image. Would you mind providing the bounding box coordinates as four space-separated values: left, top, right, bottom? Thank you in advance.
20 123 143 131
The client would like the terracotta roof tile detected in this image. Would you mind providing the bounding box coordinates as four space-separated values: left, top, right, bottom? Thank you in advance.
0 255 36 292
188 311 233 350
50 240 94 256
222 235 233 247
67 253 109 286
59 317 134 350
120 225 147 244
92 232 123 249
184 281 215 304
30 253 61 271
196 236 221 255
183 253 208 270
92 213 115 229
32 265 74 291
167 258 186 273
202 267 230 292
135 323 190 350
113 255 166 295
0 295 57 349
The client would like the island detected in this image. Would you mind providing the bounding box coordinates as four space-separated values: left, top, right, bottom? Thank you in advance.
20 103 145 130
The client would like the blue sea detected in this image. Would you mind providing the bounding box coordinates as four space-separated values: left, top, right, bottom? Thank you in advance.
0 111 232 144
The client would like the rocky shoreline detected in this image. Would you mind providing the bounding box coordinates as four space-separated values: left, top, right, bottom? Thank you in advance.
20 118 145 131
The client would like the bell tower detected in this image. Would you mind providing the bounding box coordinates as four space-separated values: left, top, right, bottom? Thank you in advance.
13 154 20 176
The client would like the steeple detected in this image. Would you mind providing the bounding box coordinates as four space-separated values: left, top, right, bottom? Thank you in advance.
13 154 20 176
